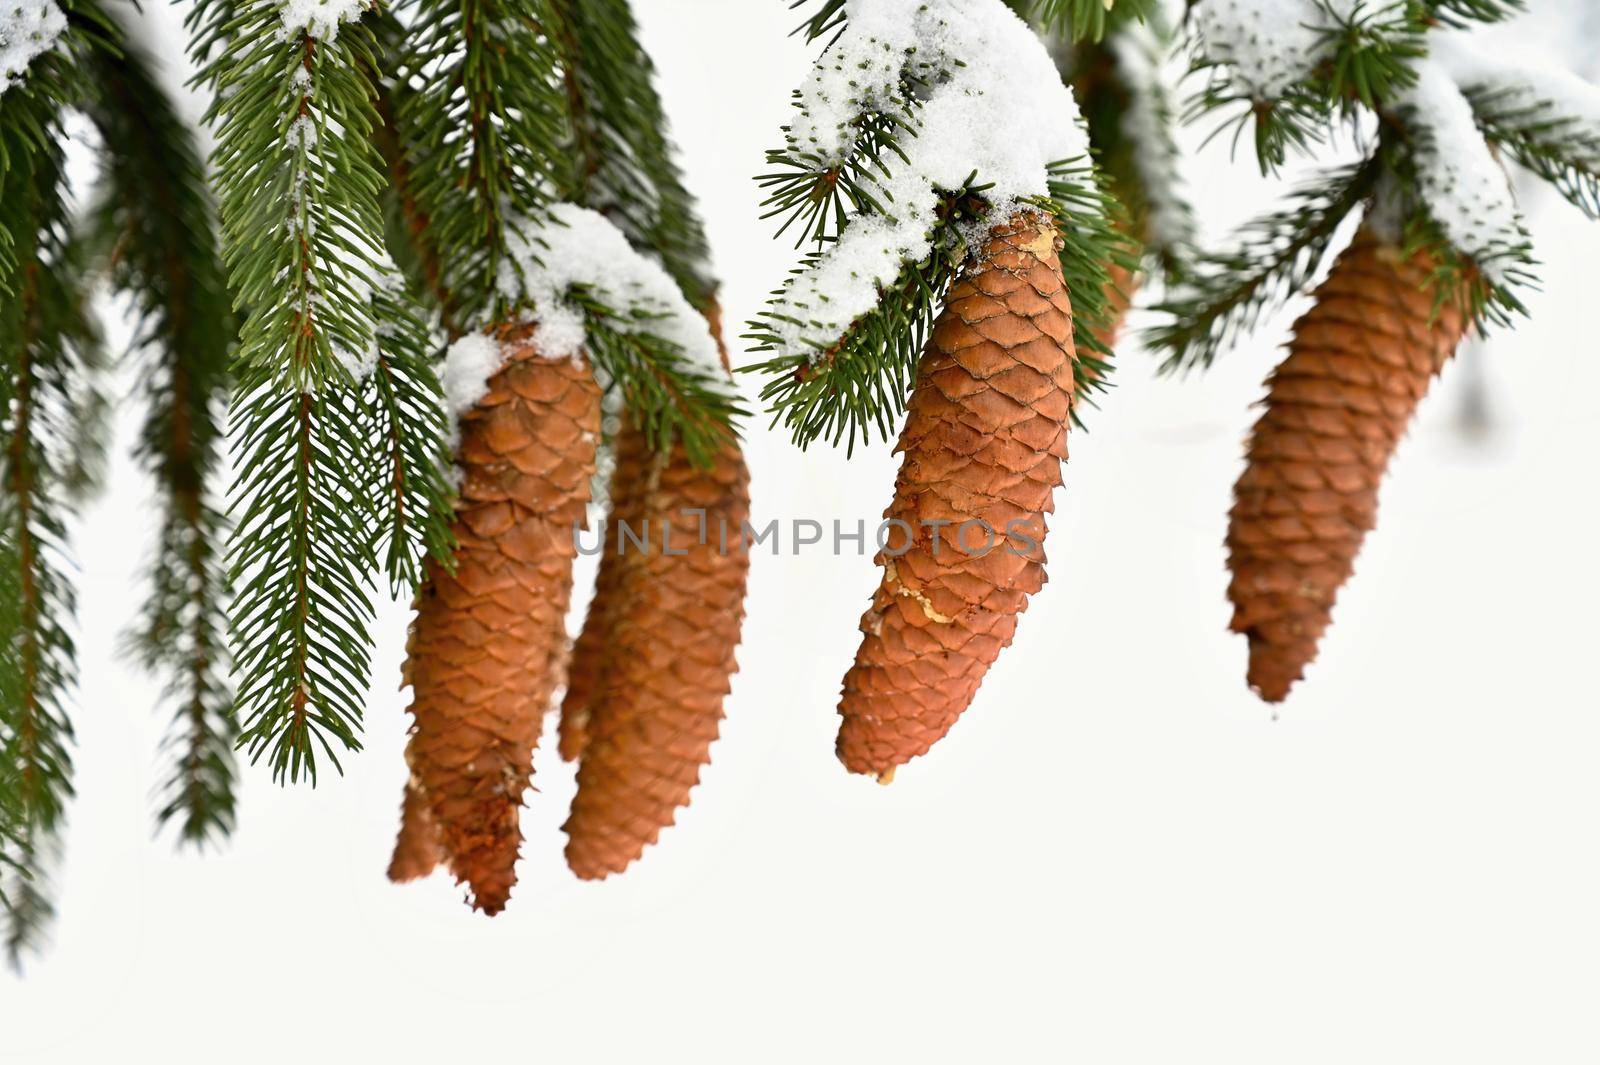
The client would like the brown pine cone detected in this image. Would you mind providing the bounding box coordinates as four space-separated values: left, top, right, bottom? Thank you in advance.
560 298 738 765
396 329 601 913
1089 259 1138 358
836 212 1077 778
1228 232 1467 702
562 422 751 879
558 425 653 763
386 773 443 883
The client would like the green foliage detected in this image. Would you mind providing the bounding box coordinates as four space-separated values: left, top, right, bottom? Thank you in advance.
1023 0 1159 42
1148 156 1382 373
360 284 455 595
548 0 716 310
1460 82 1600 219
1426 0 1525 28
82 33 240 845
394 0 566 327
196 3 454 782
0 0 122 968
0 115 100 968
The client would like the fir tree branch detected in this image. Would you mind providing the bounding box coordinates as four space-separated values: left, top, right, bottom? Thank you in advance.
1022 0 1159 42
1459 82 1600 219
364 10 455 330
546 0 716 310
1426 0 1525 29
750 163 1130 450
227 376 377 783
83 31 239 845
196 2 453 782
0 118 93 968
1188 1 1426 173
1146 154 1382 372
360 283 454 594
397 0 566 325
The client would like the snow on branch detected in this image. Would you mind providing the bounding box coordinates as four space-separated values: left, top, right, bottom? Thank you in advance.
1432 30 1600 215
278 0 371 42
1396 59 1528 284
1195 0 1404 101
765 0 1092 362
446 204 732 418
0 0 67 93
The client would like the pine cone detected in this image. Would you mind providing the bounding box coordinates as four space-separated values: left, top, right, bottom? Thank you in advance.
562 422 751 879
560 298 738 765
1089 259 1138 358
396 329 601 913
386 773 443 883
558 427 652 763
1228 232 1466 702
836 212 1076 778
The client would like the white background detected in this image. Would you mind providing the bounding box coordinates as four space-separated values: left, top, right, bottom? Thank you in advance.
4 2 1599 1062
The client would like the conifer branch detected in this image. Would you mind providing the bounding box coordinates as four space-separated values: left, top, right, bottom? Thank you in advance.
1147 155 1382 373
547 0 716 309
751 2 1131 449
397 0 566 325
1023 0 1159 42
0 120 94 967
360 284 454 594
83 32 239 844
1458 81 1600 219
197 2 452 782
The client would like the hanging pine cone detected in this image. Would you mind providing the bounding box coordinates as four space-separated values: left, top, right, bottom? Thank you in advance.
561 420 750 879
1091 259 1138 357
391 327 601 913
558 425 652 763
1227 231 1467 702
386 773 443 883
836 212 1076 779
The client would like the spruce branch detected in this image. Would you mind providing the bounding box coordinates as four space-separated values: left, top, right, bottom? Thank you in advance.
227 374 378 784
1458 81 1600 219
547 0 716 309
1426 0 1525 29
1022 0 1159 42
360 283 454 594
396 0 566 326
0 118 97 967
83 31 240 844
750 163 1130 450
196 2 454 781
1188 1 1426 173
1147 154 1383 372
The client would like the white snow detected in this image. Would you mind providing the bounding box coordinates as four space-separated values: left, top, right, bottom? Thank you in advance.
767 0 1092 361
1397 58 1526 283
440 203 733 428
278 0 369 42
1196 0 1402 101
1109 19 1192 250
1433 30 1600 159
1 0 66 94
494 202 728 384
441 332 502 418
